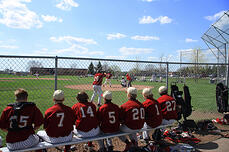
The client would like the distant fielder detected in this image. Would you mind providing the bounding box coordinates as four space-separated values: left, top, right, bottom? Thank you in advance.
91 71 106 107
103 72 112 87
34 72 39 79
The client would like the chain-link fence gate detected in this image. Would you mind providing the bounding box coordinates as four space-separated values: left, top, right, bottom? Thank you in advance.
0 55 227 144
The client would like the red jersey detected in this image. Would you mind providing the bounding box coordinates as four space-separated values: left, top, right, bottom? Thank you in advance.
44 103 75 137
93 73 106 85
143 98 162 128
97 102 120 133
120 100 145 130
0 103 43 143
157 94 177 120
72 102 98 132
106 73 112 79
126 74 131 81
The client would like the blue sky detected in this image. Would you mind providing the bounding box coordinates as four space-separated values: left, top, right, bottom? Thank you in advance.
0 0 228 62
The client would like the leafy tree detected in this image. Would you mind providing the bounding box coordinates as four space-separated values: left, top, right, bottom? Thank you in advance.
88 62 95 75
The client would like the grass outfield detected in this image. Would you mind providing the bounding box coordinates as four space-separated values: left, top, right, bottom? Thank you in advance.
0 74 217 143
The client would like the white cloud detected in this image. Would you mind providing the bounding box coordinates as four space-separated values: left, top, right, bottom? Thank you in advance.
105 56 126 60
139 16 172 24
119 47 154 56
148 56 159 61
50 36 97 45
185 38 198 43
56 0 79 11
41 15 63 23
107 33 127 40
0 0 42 29
131 35 160 41
55 44 104 56
205 10 226 21
0 45 18 49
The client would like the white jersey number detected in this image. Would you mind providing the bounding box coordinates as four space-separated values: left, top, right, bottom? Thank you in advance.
108 111 116 124
165 100 176 112
9 115 29 128
132 108 145 120
80 106 94 118
56 113 65 127
155 104 160 116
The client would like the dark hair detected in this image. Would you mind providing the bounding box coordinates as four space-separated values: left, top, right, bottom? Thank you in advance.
160 91 168 96
146 94 154 100
76 91 89 102
15 88 28 101
129 94 137 100
105 99 112 103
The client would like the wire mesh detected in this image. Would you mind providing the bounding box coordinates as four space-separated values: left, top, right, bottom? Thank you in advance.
0 55 227 145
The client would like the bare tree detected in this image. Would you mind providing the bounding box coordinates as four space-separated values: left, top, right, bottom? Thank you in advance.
26 60 43 71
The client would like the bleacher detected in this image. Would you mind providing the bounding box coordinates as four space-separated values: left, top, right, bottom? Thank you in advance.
0 124 172 152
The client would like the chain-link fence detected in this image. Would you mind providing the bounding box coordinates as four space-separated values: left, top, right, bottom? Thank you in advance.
0 55 227 141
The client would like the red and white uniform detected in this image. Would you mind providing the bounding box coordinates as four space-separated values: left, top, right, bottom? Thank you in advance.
120 100 145 130
91 73 106 104
126 74 131 81
43 103 75 137
93 73 106 86
157 94 177 120
143 98 162 128
126 74 133 88
72 102 99 132
97 102 120 133
37 103 75 144
0 104 43 143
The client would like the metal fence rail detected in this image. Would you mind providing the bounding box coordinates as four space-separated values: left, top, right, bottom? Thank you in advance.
0 55 227 142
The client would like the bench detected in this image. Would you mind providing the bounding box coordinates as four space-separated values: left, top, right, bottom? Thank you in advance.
0 124 173 152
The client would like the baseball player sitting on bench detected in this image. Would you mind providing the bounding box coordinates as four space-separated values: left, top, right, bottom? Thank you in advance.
157 86 178 125
37 90 75 152
97 91 120 152
118 87 145 151
141 88 162 143
0 88 43 151
72 91 100 151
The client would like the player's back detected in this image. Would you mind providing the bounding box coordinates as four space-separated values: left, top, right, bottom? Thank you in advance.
0 103 43 143
72 102 98 132
44 103 75 137
143 99 162 128
120 100 145 130
97 102 120 133
157 94 177 120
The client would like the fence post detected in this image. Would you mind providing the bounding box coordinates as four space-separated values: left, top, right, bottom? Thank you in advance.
55 56 58 90
166 62 169 89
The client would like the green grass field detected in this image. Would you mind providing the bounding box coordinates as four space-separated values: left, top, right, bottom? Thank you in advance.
0 74 218 144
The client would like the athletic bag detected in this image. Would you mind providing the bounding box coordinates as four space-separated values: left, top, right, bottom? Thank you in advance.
171 83 185 120
183 85 192 118
216 82 228 113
